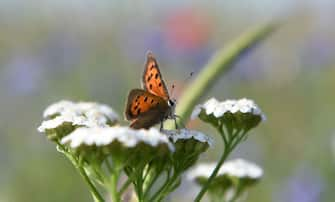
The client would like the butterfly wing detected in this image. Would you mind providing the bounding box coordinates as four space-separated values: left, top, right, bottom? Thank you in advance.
142 52 170 100
125 89 169 129
129 110 164 129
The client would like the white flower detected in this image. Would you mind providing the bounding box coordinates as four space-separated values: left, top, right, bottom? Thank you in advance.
187 159 263 181
61 126 175 152
160 129 213 171
38 100 119 133
162 129 213 147
191 98 266 121
38 115 74 132
43 100 75 118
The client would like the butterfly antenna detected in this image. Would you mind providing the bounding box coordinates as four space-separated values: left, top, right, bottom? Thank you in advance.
169 72 194 99
169 84 176 98
185 71 194 82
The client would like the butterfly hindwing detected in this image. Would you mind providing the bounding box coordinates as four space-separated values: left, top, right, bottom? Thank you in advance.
142 52 169 100
129 109 164 129
125 89 168 120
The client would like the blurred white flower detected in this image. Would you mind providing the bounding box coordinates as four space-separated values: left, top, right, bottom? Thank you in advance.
61 126 175 152
191 98 266 121
38 100 119 133
43 100 75 118
162 129 213 147
187 158 263 181
38 115 74 132
187 159 263 201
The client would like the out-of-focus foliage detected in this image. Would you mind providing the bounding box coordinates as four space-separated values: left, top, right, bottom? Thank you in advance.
1 1 334 202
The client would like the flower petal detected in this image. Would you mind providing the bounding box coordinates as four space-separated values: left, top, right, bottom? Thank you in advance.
163 129 213 147
187 159 263 181
61 126 175 152
38 100 119 134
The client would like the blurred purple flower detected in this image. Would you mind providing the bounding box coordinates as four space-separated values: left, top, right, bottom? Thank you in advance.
274 166 324 202
228 50 266 80
40 32 82 72
2 31 82 96
300 35 335 69
2 54 44 96
119 25 168 61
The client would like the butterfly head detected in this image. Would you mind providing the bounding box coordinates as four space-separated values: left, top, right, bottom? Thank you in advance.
167 98 177 118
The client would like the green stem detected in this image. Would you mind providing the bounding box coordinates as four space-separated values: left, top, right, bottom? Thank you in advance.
195 129 248 201
143 172 159 198
149 171 171 202
194 145 231 202
157 173 180 202
119 178 132 195
105 158 114 174
230 130 248 150
227 182 244 202
219 125 228 145
168 22 277 128
135 175 144 202
57 143 104 202
78 166 105 202
109 171 121 202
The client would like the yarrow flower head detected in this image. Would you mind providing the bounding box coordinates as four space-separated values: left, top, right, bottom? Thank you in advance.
38 100 119 141
191 98 265 131
162 129 213 171
61 126 174 166
188 159 263 200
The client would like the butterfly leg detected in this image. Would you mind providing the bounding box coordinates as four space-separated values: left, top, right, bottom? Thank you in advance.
160 120 164 131
174 117 178 129
174 115 186 129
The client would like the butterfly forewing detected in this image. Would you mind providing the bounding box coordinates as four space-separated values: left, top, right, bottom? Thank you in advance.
125 89 168 120
142 52 170 100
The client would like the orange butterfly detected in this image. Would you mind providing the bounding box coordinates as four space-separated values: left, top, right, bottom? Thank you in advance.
125 51 176 130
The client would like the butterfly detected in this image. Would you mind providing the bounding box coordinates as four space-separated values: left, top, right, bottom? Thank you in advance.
125 51 177 130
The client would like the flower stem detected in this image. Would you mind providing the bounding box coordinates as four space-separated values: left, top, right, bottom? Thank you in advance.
56 143 104 202
194 145 231 202
166 22 277 129
78 166 105 202
110 172 121 202
149 170 174 202
119 178 132 195
156 173 179 202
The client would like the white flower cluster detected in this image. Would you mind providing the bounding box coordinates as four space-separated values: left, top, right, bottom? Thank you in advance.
61 126 175 152
162 129 213 147
187 158 263 181
191 98 266 121
38 100 119 132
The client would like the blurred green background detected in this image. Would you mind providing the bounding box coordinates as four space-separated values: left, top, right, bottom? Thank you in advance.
1 1 334 202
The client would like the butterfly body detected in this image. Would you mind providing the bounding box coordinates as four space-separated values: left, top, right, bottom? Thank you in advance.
125 52 176 129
